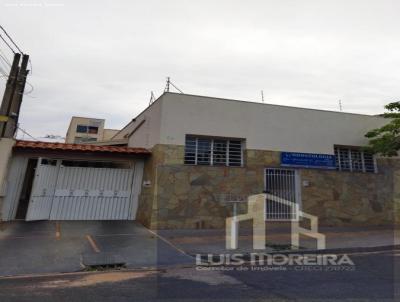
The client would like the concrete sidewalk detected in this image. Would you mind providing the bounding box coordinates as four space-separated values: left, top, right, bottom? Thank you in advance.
157 224 400 255
0 221 192 277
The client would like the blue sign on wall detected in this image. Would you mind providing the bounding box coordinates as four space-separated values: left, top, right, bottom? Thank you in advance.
281 152 336 170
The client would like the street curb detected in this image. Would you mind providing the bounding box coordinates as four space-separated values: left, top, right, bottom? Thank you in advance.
289 244 400 255
0 263 198 280
190 244 400 259
0 245 397 280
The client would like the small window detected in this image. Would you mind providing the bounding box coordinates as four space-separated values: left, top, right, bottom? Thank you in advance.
334 146 376 173
76 125 88 133
88 126 98 134
184 136 243 167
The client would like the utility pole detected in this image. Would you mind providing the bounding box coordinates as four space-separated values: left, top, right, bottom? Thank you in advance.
0 53 20 137
3 54 29 137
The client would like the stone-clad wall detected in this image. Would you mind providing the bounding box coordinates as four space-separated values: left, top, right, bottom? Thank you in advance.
136 144 398 229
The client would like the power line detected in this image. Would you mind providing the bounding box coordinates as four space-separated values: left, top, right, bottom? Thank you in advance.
16 126 38 141
0 33 15 54
0 26 23 54
0 49 11 67
23 81 34 95
0 26 32 75
170 81 183 93
0 58 10 76
0 55 10 72
0 66 8 78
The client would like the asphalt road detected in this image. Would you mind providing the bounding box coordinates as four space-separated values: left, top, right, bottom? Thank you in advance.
0 249 398 302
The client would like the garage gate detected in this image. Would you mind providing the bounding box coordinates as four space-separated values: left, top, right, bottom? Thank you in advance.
2 157 144 221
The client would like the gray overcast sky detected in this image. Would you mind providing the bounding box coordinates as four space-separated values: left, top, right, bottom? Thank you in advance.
1 0 399 138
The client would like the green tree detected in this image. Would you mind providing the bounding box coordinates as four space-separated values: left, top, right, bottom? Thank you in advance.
365 102 400 156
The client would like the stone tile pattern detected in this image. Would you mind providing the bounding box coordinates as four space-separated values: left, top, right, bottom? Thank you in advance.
136 144 399 229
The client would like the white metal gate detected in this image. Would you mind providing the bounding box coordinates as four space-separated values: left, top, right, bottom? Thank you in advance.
25 159 140 221
26 160 59 221
264 168 301 221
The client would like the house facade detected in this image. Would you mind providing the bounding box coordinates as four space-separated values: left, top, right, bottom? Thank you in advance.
1 92 398 228
111 92 399 229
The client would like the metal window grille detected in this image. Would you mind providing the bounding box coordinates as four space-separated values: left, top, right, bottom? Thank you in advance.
213 140 227 166
184 136 243 167
265 168 299 221
197 139 211 165
184 137 197 164
228 140 243 166
334 146 376 173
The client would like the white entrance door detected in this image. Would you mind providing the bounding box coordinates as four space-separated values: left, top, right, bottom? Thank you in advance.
25 159 60 221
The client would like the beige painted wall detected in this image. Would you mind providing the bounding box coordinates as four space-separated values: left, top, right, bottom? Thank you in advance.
124 100 163 149
66 117 105 143
158 93 388 154
103 129 119 141
66 117 119 144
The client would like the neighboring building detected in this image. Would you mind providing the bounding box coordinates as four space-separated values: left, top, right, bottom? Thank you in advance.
111 92 399 229
65 117 119 144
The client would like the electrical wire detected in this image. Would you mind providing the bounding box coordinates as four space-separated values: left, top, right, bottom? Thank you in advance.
170 81 183 93
0 56 10 72
0 27 34 96
0 66 8 78
0 33 15 54
0 47 11 61
24 81 34 95
16 126 38 141
0 26 23 54
28 59 32 75
0 50 11 67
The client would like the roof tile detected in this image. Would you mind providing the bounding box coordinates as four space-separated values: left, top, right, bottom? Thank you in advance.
14 140 151 155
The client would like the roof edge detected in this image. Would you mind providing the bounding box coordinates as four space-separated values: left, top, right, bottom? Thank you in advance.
14 140 151 155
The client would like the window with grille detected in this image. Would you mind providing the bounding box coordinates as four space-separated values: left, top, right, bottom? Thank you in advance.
184 136 243 167
334 146 376 173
